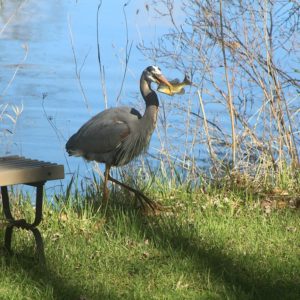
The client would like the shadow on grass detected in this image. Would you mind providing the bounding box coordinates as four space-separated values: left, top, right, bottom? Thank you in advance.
0 226 120 300
107 200 300 300
1 194 299 300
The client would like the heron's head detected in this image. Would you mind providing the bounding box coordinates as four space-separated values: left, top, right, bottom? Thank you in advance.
143 66 172 88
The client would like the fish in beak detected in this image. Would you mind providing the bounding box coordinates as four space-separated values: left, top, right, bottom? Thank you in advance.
157 74 193 96
155 74 172 90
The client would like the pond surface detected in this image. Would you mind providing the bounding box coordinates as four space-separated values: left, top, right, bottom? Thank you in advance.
1 0 186 193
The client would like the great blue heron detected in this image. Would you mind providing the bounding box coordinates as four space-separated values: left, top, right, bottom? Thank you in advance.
66 66 172 210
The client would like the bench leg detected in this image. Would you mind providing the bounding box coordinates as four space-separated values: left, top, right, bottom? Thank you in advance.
1 186 14 222
2 184 46 262
1 183 44 228
31 227 45 263
4 225 13 252
4 225 45 263
31 183 44 227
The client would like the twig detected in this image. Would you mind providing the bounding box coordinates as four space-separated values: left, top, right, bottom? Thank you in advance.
96 0 108 109
68 15 91 113
1 44 29 97
0 0 28 36
115 1 133 105
197 89 217 165
219 0 236 168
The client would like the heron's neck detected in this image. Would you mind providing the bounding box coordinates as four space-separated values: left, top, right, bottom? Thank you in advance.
140 79 159 128
140 78 159 106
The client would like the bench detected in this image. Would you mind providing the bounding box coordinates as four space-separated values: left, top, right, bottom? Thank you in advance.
0 155 64 255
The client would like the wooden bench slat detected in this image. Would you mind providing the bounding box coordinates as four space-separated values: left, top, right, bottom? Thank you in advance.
0 156 64 186
0 155 23 160
0 157 52 165
0 161 59 168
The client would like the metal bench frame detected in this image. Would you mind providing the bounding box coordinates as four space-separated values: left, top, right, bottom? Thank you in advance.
0 156 64 258
1 182 45 229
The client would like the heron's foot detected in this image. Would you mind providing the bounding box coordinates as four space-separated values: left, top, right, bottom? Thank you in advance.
106 174 171 214
134 191 171 215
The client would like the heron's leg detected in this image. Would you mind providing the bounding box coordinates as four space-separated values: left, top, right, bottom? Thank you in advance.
103 165 111 203
107 174 160 211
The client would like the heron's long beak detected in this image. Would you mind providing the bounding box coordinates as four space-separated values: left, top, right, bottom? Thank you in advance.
156 74 172 89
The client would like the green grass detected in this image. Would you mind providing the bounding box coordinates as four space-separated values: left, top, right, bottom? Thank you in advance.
0 186 299 300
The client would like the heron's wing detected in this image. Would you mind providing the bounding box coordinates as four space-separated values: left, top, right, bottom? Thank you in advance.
67 107 140 155
72 120 129 154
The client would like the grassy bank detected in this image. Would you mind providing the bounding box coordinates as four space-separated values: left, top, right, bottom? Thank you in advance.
0 186 299 300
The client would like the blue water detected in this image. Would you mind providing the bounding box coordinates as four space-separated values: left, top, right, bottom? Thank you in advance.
1 0 203 194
